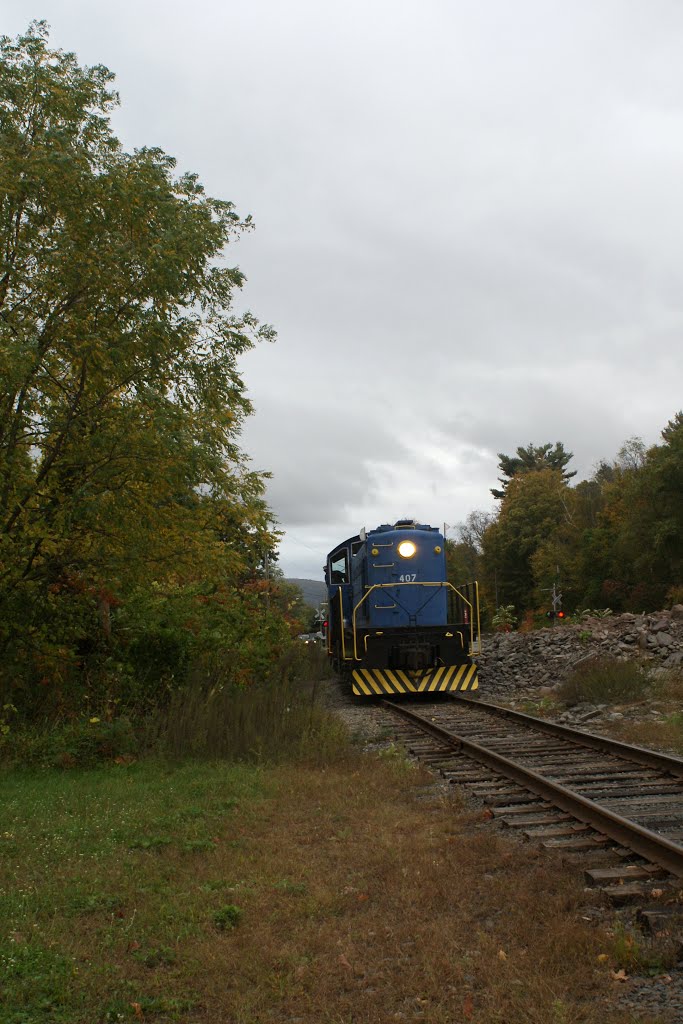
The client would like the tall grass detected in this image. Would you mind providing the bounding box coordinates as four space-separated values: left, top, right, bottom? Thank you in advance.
1 643 343 768
144 672 347 764
558 657 650 706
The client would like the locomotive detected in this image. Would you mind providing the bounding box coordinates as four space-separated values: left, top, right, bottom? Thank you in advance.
324 520 480 697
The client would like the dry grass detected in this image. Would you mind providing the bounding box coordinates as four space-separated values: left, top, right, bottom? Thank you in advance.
1 756 667 1024
607 715 683 755
653 669 683 703
598 670 683 755
143 673 346 763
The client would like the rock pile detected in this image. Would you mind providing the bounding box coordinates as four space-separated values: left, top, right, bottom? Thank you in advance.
477 605 683 696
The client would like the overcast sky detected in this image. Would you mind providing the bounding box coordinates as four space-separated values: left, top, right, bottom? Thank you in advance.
6 1 683 578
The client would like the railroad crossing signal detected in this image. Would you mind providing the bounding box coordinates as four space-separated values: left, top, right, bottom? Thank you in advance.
543 581 563 623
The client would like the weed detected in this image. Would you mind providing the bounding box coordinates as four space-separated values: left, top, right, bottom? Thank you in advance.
128 835 173 851
273 879 308 895
558 657 650 706
181 838 215 853
550 1000 571 1024
608 922 678 975
519 697 558 717
133 946 176 969
213 904 242 930
67 892 125 916
653 669 683 702
102 996 194 1020
143 675 349 764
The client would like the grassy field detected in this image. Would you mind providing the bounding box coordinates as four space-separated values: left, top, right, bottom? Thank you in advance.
0 749 673 1024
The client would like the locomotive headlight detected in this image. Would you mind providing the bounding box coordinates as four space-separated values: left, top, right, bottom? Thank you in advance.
397 540 417 558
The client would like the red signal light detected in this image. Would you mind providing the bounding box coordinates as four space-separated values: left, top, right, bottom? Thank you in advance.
323 620 328 629
557 610 565 619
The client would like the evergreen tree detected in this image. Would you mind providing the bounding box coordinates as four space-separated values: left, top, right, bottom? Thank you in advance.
491 442 576 498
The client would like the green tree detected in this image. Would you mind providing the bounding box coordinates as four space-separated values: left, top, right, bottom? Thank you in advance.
445 511 493 603
608 414 683 609
0 24 278 709
491 442 576 499
481 469 569 612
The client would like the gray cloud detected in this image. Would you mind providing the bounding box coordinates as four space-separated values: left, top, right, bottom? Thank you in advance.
6 0 683 577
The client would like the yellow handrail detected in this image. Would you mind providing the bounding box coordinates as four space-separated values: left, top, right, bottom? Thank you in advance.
351 581 476 661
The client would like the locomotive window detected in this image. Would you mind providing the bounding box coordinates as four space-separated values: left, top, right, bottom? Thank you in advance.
330 550 348 584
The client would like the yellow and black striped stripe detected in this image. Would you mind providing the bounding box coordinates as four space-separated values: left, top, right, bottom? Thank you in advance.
351 664 479 697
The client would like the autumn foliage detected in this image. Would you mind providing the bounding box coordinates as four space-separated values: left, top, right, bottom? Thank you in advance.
455 417 683 623
0 24 302 720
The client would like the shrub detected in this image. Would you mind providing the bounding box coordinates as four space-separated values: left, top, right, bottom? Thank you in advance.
214 905 242 930
1 716 138 768
576 608 613 620
667 584 683 607
557 658 650 706
492 605 517 632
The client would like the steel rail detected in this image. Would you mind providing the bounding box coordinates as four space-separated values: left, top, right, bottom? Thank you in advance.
450 694 683 778
384 700 683 878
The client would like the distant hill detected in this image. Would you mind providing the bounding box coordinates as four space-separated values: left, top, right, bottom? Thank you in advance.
287 578 326 608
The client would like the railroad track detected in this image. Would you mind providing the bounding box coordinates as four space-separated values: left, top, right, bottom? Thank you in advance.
384 695 683 915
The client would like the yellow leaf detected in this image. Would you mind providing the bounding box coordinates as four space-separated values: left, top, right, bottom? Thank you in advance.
597 953 609 963
498 949 508 961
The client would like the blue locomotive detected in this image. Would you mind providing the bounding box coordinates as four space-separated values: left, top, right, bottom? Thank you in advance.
324 520 480 697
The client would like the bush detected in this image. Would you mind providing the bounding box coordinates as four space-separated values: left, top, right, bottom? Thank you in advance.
1 716 138 768
214 905 242 930
667 584 683 607
492 605 517 632
557 657 650 707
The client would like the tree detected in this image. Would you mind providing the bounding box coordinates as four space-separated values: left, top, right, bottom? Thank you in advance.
610 413 683 608
0 24 278 709
481 469 569 612
616 436 647 472
491 442 576 498
455 509 494 553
